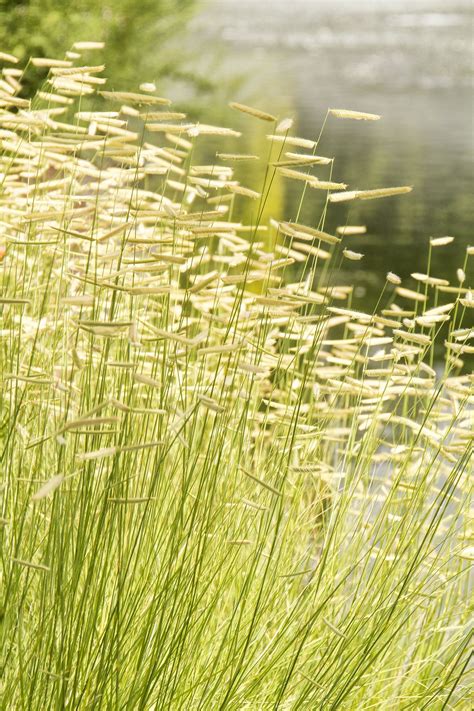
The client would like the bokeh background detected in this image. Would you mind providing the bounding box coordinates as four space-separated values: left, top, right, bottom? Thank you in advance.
1 0 472 305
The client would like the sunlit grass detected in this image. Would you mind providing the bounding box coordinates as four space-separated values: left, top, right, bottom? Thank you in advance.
0 49 472 709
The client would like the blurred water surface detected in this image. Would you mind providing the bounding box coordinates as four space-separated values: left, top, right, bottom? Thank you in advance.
182 0 473 297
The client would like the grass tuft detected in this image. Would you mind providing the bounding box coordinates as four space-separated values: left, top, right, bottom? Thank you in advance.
0 47 472 710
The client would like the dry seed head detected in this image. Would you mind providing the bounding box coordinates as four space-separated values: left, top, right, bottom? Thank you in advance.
226 184 261 200
459 293 473 307
416 314 450 327
386 272 402 284
278 221 340 245
276 118 294 132
77 447 117 461
37 90 74 104
286 152 330 164
0 51 19 63
424 302 455 316
273 155 330 167
277 167 320 184
343 249 364 261
191 124 241 137
100 90 172 105
216 152 259 161
310 178 348 191
197 394 225 413
331 187 412 202
337 225 367 236
73 41 105 50
133 373 161 388
328 190 357 203
147 122 194 134
329 108 381 121
393 329 432 346
411 273 449 286
31 58 73 68
229 101 276 122
395 286 427 302
267 134 316 149
430 236 454 247
31 475 64 501
139 82 157 93
358 186 413 200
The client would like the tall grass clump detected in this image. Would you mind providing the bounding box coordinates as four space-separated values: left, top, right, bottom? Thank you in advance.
1 49 472 709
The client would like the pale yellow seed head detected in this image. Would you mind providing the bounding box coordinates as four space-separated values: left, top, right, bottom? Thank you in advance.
329 109 381 121
73 41 105 50
430 236 454 247
386 272 401 285
139 82 157 93
229 102 276 122
276 118 294 133
343 249 364 261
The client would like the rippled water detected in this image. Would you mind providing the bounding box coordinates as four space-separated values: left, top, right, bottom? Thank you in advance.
183 0 473 297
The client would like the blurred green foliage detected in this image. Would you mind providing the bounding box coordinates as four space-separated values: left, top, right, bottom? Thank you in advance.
0 0 198 89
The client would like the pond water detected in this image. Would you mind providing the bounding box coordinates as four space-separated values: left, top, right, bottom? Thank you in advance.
178 0 473 302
